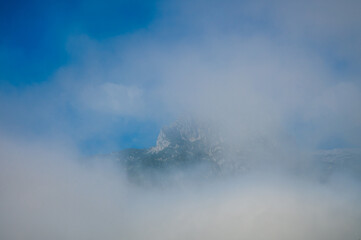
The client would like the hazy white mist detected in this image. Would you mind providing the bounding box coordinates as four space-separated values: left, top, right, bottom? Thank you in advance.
1 0 361 239
1 136 361 240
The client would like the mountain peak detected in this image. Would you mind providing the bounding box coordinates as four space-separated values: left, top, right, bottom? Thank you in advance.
149 117 210 152
105 118 361 186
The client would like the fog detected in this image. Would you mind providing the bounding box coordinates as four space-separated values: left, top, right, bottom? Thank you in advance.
1 135 361 240
1 0 361 239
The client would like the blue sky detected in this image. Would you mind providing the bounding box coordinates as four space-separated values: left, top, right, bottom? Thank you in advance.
0 0 163 154
0 0 158 86
1 3 361 240
1 0 361 155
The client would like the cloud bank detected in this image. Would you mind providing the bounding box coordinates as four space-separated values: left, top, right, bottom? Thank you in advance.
1 137 361 240
1 0 361 151
0 0 361 239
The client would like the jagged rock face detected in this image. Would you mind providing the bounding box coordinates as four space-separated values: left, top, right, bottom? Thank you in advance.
148 118 223 158
149 130 170 153
115 118 230 185
107 118 361 185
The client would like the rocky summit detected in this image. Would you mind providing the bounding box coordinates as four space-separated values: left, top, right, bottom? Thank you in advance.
106 118 229 185
103 118 361 185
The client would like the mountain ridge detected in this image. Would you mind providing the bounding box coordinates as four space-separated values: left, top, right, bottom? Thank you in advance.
100 118 361 185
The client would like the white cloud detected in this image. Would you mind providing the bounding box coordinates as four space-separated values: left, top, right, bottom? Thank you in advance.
79 82 144 116
1 136 361 240
0 1 361 238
